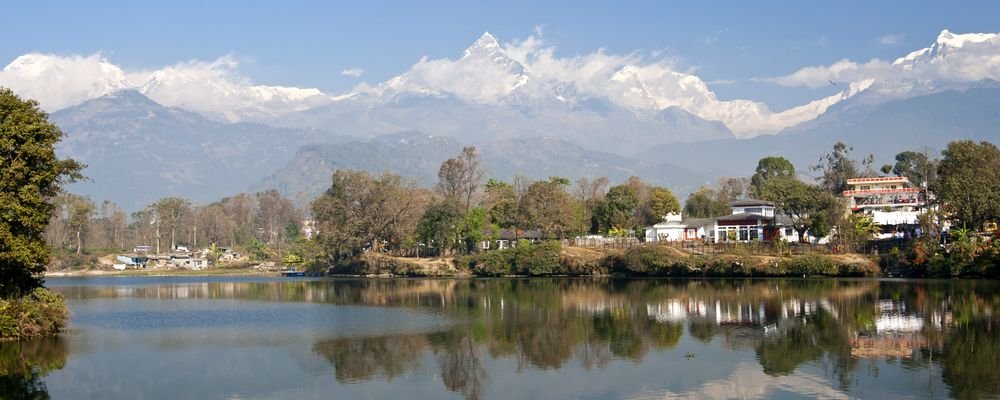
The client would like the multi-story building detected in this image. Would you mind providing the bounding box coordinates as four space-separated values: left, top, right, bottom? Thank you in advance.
843 177 927 229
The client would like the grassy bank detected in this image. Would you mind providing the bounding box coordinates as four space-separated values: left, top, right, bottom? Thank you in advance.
376 242 881 278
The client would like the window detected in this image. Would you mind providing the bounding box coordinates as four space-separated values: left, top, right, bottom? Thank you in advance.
750 228 759 241
739 227 750 241
745 207 763 215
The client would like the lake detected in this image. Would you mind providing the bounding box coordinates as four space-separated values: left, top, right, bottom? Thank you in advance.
3 277 998 399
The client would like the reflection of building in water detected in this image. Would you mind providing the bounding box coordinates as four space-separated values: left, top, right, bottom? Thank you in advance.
850 299 950 358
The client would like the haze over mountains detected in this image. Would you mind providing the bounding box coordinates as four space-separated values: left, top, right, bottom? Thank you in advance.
4 29 1000 210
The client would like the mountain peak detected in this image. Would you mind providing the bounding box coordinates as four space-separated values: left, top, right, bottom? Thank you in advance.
463 32 502 58
935 28 997 49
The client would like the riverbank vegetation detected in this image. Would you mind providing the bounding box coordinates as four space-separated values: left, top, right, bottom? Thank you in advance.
1 88 81 339
37 138 1000 280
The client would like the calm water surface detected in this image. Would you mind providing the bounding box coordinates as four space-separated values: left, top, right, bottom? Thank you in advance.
4 277 999 399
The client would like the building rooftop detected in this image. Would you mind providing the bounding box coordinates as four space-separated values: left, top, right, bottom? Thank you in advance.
729 199 775 207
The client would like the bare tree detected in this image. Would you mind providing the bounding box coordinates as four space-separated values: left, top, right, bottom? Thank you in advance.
436 146 486 213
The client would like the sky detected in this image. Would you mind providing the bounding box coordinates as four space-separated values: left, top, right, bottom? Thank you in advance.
3 0 1000 110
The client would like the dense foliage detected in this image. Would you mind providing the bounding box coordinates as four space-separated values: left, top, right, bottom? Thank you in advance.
0 88 83 297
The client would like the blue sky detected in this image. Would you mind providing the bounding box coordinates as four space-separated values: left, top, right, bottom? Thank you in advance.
4 0 999 109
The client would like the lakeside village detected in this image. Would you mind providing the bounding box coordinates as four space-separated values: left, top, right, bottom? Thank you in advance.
82 143 1000 276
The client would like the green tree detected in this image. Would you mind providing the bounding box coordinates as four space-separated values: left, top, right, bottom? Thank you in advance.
418 202 463 255
0 88 83 297
645 187 681 224
936 140 1000 229
683 186 730 218
811 142 874 195
461 207 487 254
592 184 639 232
892 150 938 188
751 156 795 197
758 177 840 243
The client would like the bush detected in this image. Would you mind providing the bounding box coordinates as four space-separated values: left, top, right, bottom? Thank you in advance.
0 288 69 340
464 241 564 276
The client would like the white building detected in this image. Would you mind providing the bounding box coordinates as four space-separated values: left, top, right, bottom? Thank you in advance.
644 200 804 243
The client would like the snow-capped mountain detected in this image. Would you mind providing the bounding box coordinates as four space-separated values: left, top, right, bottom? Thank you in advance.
2 29 999 144
0 53 334 122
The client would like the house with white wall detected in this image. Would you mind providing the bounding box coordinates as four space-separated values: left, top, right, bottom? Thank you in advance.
645 200 813 243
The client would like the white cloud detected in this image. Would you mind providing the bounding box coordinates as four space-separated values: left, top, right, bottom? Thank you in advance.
770 30 1000 88
365 33 842 135
0 53 131 111
341 68 365 77
877 33 904 45
0 53 331 121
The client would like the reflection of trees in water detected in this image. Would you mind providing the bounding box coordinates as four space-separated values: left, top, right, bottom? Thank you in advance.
0 336 68 399
428 331 489 400
78 277 999 398
312 335 425 383
941 320 1000 400
754 308 854 389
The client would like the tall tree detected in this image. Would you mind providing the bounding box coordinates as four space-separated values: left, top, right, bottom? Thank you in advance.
96 200 127 250
811 142 874 195
436 146 485 213
936 140 1000 228
517 180 577 238
0 88 83 296
65 195 94 254
751 157 795 196
150 197 191 252
891 150 939 188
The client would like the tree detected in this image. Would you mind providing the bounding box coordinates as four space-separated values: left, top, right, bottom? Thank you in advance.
683 187 730 218
311 170 428 260
592 184 639 233
936 140 1000 229
811 142 874 195
0 88 83 296
65 195 94 254
758 177 840 243
644 187 681 224
750 157 795 197
150 197 191 252
517 180 577 238
417 202 463 255
717 177 751 202
891 150 938 188
436 147 485 213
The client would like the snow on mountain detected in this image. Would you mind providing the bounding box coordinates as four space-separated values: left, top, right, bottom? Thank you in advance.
0 53 132 110
137 57 334 122
3 29 999 138
0 53 332 121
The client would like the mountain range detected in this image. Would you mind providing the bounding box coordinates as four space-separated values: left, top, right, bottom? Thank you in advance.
4 30 999 210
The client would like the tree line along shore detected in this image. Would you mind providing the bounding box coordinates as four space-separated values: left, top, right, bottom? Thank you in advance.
45 139 999 279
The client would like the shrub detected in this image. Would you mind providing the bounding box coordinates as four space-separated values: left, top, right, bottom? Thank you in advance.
0 288 69 340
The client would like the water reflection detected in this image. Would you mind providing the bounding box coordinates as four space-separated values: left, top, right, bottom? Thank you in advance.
48 278 1000 399
0 337 68 399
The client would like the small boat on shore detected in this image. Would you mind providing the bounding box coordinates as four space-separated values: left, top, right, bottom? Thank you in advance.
281 270 305 277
